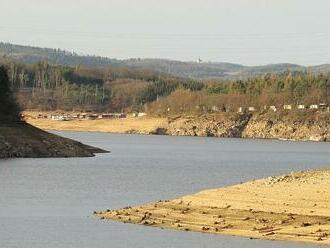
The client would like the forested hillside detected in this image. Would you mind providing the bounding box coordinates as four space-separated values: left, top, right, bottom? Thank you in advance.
1 43 329 115
123 59 309 79
2 57 329 115
0 42 119 67
148 72 330 115
2 42 330 79
0 57 202 111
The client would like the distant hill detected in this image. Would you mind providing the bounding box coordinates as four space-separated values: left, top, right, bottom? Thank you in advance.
123 58 244 79
123 59 308 79
0 42 120 68
1 42 330 79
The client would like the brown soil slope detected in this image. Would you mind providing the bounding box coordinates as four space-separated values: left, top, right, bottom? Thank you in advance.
97 169 330 245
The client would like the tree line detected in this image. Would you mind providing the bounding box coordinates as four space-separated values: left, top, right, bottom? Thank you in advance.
0 58 203 112
1 57 329 115
147 72 330 115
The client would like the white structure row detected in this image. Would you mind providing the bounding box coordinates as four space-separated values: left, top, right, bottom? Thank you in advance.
238 103 329 113
40 113 127 121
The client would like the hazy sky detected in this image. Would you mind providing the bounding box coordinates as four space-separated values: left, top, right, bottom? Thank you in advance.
1 0 330 65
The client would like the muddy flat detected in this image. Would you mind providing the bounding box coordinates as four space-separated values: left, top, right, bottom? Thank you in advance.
96 168 330 245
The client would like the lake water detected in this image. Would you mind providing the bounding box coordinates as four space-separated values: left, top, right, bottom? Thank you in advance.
0 132 329 248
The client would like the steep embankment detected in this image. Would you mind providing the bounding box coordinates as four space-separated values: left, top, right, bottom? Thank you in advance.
96 168 330 245
158 111 329 141
0 122 107 158
242 111 330 141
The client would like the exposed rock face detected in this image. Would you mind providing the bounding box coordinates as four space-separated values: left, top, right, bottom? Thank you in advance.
242 112 330 142
152 111 329 142
0 122 107 158
162 114 252 138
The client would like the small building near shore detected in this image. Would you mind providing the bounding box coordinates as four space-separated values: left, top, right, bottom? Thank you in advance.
211 106 219 112
238 107 244 113
86 114 99 120
51 115 69 121
269 106 277 112
283 105 292 110
319 103 328 110
248 107 256 112
78 113 87 119
101 114 114 119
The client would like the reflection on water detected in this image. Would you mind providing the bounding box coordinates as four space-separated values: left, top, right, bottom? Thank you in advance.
0 132 329 248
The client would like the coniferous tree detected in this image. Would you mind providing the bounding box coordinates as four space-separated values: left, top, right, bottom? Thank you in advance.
0 66 21 122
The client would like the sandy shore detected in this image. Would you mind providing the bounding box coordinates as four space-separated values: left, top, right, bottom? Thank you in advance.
96 169 330 245
24 112 166 134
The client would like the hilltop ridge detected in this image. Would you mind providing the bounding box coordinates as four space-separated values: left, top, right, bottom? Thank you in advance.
2 42 330 79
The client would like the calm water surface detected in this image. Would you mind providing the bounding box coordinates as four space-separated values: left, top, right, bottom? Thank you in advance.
0 132 329 248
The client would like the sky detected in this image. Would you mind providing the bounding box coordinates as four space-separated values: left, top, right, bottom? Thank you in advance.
1 0 330 65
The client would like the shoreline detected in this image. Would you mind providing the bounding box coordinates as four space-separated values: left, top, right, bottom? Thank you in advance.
24 111 329 142
96 169 330 245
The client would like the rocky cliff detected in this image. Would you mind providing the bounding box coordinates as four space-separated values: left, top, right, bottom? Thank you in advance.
242 111 330 141
152 111 329 142
158 113 251 138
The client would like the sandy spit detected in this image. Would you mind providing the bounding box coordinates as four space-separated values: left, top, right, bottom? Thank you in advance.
96 169 330 245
